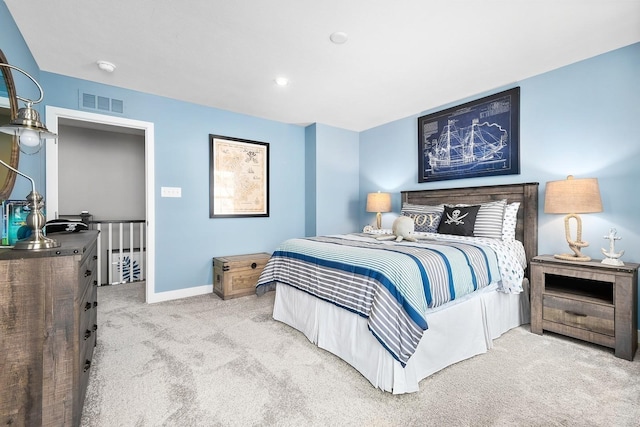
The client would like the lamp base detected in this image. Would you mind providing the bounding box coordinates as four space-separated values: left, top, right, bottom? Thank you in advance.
13 233 60 250
554 253 591 262
556 213 591 261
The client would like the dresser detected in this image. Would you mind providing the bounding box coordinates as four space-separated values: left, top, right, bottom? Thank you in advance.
530 255 639 360
0 230 99 426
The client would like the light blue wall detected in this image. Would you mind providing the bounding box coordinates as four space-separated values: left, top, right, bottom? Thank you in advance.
0 1 43 199
38 72 307 292
310 123 360 235
304 124 317 236
360 42 640 323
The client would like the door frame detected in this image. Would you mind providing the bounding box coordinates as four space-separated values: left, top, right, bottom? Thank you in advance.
45 106 155 303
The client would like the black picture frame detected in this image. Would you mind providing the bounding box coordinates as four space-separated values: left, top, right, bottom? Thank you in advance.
417 87 520 183
209 134 270 218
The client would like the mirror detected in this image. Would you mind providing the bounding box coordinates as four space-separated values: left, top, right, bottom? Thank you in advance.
0 48 20 200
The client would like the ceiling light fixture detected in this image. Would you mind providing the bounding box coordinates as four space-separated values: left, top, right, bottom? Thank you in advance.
275 77 289 86
97 60 116 73
330 32 348 44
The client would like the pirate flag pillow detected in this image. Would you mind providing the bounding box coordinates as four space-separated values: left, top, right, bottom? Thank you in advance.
437 205 481 236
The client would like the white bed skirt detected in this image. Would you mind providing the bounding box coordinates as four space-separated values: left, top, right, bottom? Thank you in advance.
272 280 530 394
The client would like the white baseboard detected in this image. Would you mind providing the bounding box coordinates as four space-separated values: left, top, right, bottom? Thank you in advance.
147 284 213 304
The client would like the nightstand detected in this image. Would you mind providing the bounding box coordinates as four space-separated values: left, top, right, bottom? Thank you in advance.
530 255 639 360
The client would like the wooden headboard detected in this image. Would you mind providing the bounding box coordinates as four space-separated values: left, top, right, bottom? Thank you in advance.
401 182 539 272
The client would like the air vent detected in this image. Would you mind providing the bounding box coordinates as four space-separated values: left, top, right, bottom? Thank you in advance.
79 91 124 114
82 93 96 109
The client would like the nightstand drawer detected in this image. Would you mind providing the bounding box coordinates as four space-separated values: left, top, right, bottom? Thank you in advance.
543 294 614 336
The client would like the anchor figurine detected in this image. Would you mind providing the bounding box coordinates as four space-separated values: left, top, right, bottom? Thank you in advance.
601 228 624 266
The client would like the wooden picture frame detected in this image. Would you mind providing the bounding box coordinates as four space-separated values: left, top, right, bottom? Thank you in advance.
417 87 520 183
209 134 269 218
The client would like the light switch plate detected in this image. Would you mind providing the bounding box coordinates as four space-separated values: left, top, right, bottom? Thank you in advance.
161 186 182 198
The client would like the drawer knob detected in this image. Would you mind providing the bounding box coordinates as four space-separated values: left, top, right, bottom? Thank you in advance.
251 262 257 269
92 324 98 331
84 302 92 311
84 329 92 340
83 360 91 372
93 255 98 260
565 310 587 317
93 280 98 286
93 301 98 308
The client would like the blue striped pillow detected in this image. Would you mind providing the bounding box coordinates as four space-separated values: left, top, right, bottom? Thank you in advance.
450 199 506 239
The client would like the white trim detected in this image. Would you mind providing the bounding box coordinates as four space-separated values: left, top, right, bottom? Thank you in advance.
45 106 156 303
147 284 214 304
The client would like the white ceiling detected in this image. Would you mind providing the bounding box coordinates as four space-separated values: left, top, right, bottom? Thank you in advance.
5 1 640 132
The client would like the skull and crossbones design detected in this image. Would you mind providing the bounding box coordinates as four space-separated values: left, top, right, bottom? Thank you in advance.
444 209 468 225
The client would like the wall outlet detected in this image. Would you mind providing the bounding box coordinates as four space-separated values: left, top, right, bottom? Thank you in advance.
161 187 182 198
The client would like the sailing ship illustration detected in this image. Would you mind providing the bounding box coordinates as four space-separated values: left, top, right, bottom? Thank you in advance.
427 118 508 174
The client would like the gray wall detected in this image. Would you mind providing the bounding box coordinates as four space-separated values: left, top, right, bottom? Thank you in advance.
58 124 145 221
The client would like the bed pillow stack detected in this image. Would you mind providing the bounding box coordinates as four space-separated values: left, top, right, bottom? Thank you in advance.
401 198 520 242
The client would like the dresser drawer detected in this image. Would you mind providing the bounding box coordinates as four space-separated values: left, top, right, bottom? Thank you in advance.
78 243 98 297
79 283 98 349
543 294 614 336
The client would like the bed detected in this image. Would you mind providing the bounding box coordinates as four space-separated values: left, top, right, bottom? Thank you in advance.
256 182 539 394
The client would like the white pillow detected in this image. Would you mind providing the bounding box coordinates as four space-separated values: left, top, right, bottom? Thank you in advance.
502 202 520 241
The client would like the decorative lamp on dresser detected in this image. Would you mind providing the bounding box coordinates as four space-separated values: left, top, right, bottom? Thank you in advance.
530 255 639 361
0 230 99 426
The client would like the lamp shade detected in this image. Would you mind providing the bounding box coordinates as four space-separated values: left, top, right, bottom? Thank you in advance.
544 175 602 214
366 192 391 213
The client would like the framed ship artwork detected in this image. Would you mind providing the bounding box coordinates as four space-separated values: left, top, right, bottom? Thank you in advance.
417 87 520 183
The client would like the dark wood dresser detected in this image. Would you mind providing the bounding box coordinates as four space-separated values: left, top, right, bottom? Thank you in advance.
0 230 99 426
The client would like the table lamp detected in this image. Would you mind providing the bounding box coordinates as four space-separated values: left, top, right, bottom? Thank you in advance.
366 191 391 230
0 61 59 250
544 175 602 261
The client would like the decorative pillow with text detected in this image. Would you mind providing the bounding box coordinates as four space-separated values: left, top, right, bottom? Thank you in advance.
401 210 442 233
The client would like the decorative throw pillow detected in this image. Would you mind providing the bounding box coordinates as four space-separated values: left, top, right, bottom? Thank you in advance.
401 210 442 233
452 199 506 239
473 199 507 239
502 202 520 241
438 205 480 236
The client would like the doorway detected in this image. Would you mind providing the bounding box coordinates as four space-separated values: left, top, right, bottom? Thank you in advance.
45 106 155 302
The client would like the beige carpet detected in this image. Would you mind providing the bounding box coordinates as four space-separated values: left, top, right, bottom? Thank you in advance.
80 282 640 427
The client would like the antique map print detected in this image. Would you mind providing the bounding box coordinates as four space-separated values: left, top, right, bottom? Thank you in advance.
211 136 268 216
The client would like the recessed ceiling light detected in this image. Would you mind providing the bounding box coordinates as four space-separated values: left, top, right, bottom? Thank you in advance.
97 60 116 73
275 77 289 86
330 32 348 44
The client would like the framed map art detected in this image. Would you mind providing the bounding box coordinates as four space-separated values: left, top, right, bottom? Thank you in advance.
418 87 520 183
209 134 269 218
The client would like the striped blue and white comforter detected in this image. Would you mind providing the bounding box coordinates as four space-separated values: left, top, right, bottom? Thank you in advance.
256 234 521 366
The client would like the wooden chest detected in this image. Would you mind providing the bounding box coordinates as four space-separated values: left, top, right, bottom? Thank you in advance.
213 252 271 299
